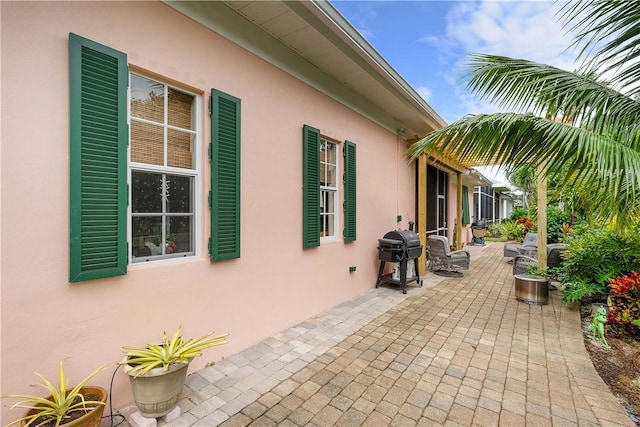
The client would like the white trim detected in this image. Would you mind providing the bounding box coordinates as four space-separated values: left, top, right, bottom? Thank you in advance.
320 138 338 241
127 72 201 264
164 1 446 136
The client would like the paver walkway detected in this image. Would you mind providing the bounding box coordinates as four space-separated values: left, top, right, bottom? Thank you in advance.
120 242 634 426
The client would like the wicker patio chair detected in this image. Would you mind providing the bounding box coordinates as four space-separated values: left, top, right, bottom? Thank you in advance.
547 243 569 268
504 232 538 259
427 235 470 277
512 255 538 276
513 242 569 278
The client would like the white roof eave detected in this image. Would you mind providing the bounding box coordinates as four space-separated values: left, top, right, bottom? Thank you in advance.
163 0 446 138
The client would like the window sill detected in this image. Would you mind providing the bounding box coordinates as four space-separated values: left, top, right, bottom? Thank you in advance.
129 253 199 268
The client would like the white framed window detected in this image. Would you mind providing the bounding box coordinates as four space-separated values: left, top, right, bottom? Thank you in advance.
320 138 338 239
129 73 199 262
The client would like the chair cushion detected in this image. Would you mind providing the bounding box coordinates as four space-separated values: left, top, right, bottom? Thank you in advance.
504 242 520 258
547 243 569 268
450 252 470 269
504 233 538 258
523 233 538 247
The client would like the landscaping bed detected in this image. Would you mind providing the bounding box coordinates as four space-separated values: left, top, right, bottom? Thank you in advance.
581 303 640 425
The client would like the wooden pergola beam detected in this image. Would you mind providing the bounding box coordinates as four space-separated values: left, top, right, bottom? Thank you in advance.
417 154 428 275
537 163 548 269
456 171 463 249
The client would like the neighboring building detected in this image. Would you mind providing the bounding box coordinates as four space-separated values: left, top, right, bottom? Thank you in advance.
1 0 465 416
457 168 494 244
474 185 498 224
474 183 519 224
493 183 520 220
425 163 479 244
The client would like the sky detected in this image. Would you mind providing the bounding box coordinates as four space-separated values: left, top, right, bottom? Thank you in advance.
330 0 583 124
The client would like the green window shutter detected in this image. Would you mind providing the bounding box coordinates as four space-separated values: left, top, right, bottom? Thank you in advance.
210 89 241 261
302 125 320 248
343 141 356 242
462 185 470 225
69 33 128 282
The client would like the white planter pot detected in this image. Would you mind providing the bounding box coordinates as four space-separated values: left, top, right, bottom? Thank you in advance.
124 362 189 418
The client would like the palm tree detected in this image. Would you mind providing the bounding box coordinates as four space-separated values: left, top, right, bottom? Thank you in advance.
507 161 597 223
407 1 640 231
506 164 535 209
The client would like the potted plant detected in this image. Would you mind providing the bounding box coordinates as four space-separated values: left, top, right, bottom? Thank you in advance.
3 361 107 427
513 259 550 305
120 326 228 418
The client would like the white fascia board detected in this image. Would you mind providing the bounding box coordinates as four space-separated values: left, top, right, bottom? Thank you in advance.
163 1 442 136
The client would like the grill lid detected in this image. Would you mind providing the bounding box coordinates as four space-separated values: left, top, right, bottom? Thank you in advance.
377 238 403 249
383 230 421 248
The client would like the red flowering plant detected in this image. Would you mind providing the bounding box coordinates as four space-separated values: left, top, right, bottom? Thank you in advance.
515 216 535 237
607 271 640 325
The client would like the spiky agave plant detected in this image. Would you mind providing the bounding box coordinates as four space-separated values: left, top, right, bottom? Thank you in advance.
121 326 228 377
3 361 107 427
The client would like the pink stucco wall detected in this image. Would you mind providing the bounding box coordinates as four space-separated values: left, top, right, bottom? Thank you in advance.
1 1 419 418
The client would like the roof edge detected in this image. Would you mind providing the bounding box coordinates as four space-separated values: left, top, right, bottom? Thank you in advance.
307 0 448 129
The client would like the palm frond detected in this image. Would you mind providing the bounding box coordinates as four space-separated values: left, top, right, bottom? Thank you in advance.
559 0 640 95
464 54 640 140
406 113 640 202
409 1 640 232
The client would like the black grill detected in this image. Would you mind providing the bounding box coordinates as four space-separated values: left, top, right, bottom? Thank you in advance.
471 220 487 246
376 238 404 262
375 222 423 294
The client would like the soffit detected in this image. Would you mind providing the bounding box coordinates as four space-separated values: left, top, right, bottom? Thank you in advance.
164 0 446 140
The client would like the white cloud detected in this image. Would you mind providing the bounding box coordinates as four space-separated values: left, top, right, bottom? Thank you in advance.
444 1 578 69
475 165 512 187
436 0 585 116
417 34 440 46
356 28 376 42
338 3 378 43
416 86 433 102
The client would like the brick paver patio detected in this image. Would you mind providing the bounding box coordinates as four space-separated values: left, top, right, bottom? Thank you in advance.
119 242 634 426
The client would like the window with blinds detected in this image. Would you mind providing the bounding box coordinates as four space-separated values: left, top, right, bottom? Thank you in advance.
302 125 357 248
130 74 198 262
320 138 338 239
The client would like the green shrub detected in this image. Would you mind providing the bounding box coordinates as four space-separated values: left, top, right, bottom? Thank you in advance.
561 278 607 303
500 220 525 241
547 206 572 243
487 223 503 237
510 208 528 221
564 221 589 239
558 229 640 303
